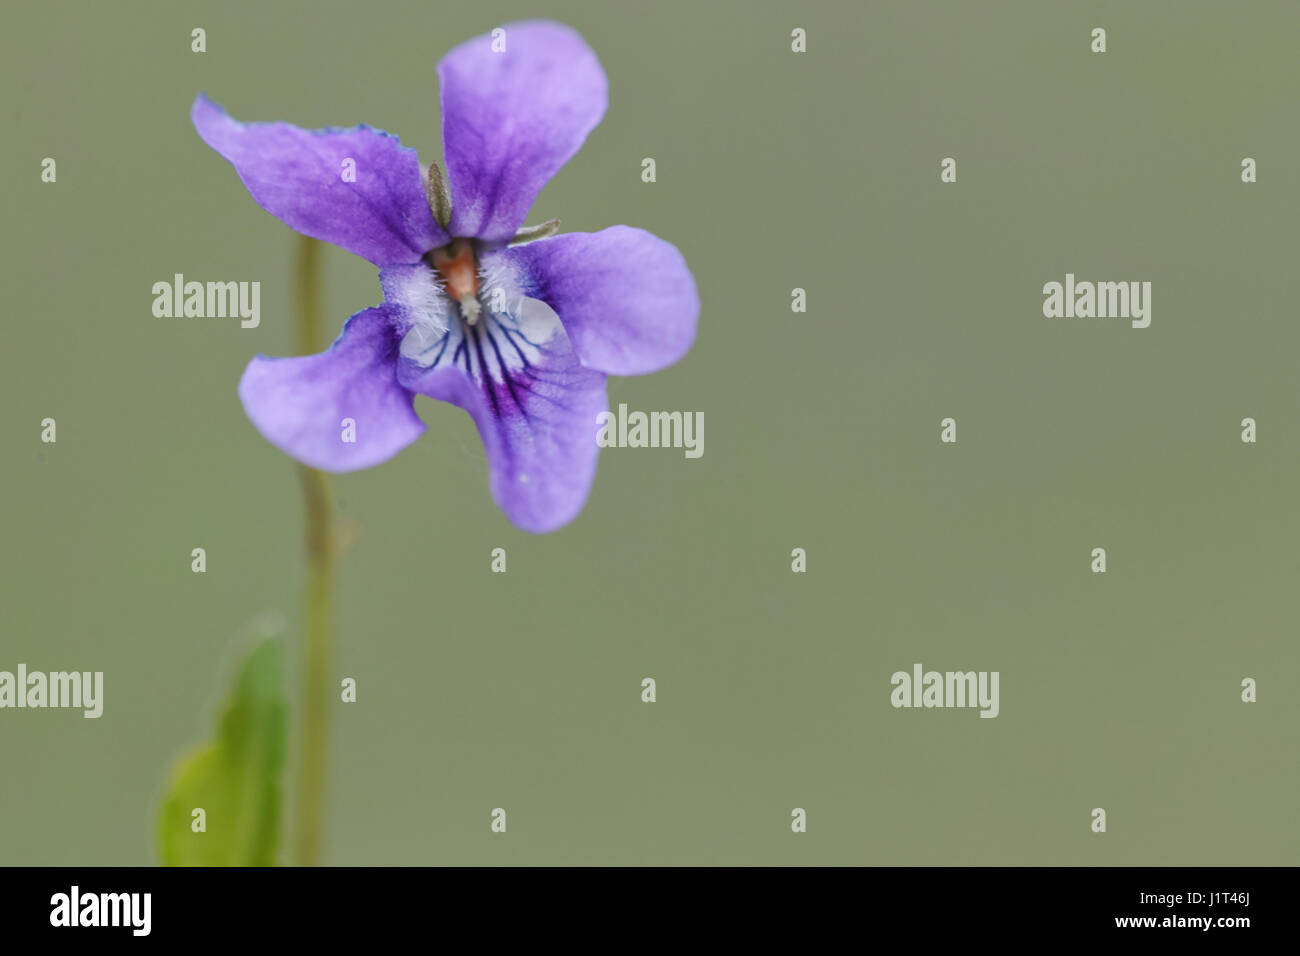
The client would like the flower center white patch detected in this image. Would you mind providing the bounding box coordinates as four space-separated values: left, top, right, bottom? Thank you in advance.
400 300 558 382
385 254 567 381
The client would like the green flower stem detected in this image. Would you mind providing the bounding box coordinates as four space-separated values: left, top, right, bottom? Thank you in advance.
292 235 333 867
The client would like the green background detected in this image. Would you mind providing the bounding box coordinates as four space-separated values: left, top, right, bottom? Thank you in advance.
3 0 1297 865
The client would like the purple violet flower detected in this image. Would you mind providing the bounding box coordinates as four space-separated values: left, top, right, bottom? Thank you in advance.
192 20 698 533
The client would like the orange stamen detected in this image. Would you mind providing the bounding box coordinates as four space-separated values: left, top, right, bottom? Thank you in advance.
430 238 479 304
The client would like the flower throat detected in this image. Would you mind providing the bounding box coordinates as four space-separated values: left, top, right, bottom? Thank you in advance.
428 238 482 325
423 159 562 327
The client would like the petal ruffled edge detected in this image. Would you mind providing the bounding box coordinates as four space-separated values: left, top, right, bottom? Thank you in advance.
193 94 446 266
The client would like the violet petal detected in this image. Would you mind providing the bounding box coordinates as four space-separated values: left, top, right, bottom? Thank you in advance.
239 306 424 471
438 21 608 243
192 94 446 266
398 297 606 533
501 226 699 375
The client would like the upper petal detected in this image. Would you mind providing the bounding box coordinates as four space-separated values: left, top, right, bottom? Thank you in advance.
438 21 608 243
398 297 607 533
239 306 424 472
498 226 699 376
192 94 447 266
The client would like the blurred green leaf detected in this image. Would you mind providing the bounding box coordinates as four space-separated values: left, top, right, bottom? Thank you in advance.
156 631 287 866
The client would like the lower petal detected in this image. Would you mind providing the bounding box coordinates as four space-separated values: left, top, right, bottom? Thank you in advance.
239 307 424 472
398 298 607 533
